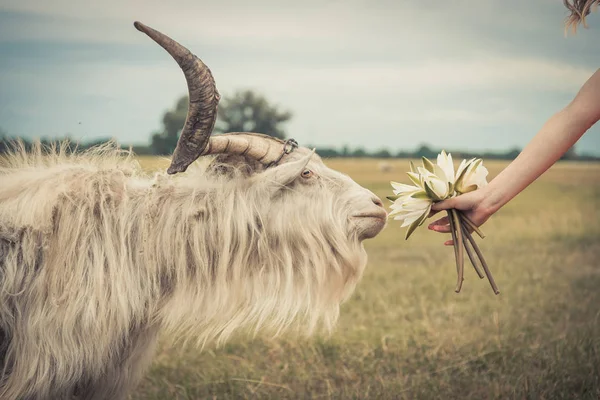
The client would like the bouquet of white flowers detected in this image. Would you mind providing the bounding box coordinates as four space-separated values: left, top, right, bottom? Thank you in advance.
387 151 499 295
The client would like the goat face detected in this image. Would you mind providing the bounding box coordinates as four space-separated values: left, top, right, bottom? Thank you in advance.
243 147 387 243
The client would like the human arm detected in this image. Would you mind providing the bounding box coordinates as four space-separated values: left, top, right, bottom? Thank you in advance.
429 69 600 243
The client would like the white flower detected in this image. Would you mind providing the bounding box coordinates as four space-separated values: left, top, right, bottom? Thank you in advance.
387 151 491 244
455 158 489 194
389 196 430 225
436 150 455 185
417 167 450 201
389 196 432 239
390 181 422 198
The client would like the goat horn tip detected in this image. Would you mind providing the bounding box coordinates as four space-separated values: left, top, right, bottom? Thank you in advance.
167 163 188 175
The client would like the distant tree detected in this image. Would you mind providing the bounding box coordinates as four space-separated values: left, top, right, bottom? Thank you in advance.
150 90 292 154
317 147 341 158
79 137 115 151
341 145 350 157
131 145 153 156
414 144 437 159
150 96 188 155
396 150 412 158
503 148 522 160
373 148 392 158
215 90 292 139
351 147 368 157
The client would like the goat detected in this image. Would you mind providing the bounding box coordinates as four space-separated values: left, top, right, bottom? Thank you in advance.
0 21 387 400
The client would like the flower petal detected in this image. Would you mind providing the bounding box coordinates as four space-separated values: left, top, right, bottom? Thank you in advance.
437 150 455 184
391 181 421 195
424 181 441 201
407 172 422 187
409 160 417 173
404 203 432 240
422 156 435 173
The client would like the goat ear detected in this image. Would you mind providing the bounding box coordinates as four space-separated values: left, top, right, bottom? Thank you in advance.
251 149 315 190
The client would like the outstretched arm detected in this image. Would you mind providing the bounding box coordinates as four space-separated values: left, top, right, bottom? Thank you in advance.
429 69 600 242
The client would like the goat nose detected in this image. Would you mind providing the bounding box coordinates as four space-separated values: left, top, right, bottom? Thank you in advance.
372 195 383 208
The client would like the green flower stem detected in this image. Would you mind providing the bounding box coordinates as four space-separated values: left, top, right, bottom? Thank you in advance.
459 213 485 239
460 224 485 279
461 225 500 295
451 209 465 293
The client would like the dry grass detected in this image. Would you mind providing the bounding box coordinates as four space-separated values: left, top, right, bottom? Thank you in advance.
129 157 598 399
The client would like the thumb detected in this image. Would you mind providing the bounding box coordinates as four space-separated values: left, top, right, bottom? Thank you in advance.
432 197 457 212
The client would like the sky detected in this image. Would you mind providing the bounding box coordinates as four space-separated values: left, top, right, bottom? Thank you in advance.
0 0 599 155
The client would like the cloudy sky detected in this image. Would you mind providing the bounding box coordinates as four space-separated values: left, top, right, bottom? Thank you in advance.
0 0 599 155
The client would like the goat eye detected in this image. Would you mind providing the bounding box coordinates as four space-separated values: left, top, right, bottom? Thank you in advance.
301 169 314 179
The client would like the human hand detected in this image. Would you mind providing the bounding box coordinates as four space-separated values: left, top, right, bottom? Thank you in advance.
427 188 494 246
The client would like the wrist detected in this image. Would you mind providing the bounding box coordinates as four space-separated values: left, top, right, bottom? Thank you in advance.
478 184 504 216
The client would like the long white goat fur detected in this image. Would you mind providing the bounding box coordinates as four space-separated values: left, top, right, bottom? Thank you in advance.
0 141 367 399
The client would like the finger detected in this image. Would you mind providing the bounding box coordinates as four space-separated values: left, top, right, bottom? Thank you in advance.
428 209 440 218
431 225 452 233
428 216 449 228
428 217 451 233
432 198 456 212
444 240 454 246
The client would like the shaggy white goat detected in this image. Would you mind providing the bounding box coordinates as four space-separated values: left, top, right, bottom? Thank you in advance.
0 22 387 400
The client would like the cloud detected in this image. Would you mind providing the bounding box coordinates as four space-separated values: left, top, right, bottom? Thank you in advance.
245 57 594 95
0 0 599 155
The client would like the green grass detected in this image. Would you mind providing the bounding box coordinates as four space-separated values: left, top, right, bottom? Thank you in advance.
131 158 600 399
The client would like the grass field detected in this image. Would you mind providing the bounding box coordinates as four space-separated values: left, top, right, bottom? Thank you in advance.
131 157 600 399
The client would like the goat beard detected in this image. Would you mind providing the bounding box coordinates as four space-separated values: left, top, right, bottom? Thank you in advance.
157 226 369 348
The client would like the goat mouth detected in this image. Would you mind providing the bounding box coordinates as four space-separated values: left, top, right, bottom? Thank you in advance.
352 212 388 240
352 212 388 221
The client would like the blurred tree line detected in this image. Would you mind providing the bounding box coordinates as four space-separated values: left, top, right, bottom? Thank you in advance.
0 90 593 161
149 90 292 155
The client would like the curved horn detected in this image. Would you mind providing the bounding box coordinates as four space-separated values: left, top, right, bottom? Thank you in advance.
134 21 220 174
203 133 295 166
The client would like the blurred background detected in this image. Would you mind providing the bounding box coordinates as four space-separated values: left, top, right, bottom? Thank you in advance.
1 1 599 399
0 0 599 159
